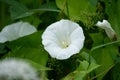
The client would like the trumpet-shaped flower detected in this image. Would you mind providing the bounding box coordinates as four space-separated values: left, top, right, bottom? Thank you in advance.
0 58 39 80
0 21 37 43
96 19 117 40
42 19 85 60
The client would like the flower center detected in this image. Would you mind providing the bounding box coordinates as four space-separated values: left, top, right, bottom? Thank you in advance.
61 41 69 48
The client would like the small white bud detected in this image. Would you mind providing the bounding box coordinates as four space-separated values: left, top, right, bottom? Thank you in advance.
96 19 117 40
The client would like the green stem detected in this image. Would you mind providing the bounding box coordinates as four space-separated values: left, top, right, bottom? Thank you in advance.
91 40 120 51
66 0 70 19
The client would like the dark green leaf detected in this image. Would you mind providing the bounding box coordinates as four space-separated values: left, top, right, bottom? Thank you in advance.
89 0 98 6
0 0 33 20
111 63 120 80
31 2 60 12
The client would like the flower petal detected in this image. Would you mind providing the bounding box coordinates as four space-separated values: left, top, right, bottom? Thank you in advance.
19 22 37 37
0 21 37 43
0 33 8 43
42 19 85 60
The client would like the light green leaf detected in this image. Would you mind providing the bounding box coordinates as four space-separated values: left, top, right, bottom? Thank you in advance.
77 60 89 71
63 72 76 80
88 62 100 73
81 51 96 63
56 0 96 21
63 71 87 80
74 71 87 80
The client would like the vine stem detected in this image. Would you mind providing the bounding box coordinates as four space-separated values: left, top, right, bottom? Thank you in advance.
58 0 70 19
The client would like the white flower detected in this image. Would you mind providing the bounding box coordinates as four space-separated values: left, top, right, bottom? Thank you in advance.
96 19 117 40
0 21 37 43
42 19 85 60
0 58 39 80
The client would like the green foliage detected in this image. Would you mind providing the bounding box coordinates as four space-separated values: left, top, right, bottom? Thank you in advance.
89 0 98 6
56 0 105 29
5 31 48 66
56 0 96 21
90 32 119 80
26 59 52 71
0 0 120 80
105 0 120 40
63 60 100 80
0 0 60 20
31 2 60 12
111 63 120 80
0 0 33 20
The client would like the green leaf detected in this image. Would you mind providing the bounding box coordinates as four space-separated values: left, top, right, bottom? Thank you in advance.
63 70 87 80
7 31 42 48
56 0 96 21
7 47 48 66
88 62 100 73
81 51 96 63
26 59 52 71
77 60 100 73
9 5 33 20
74 71 87 80
77 60 89 71
89 0 98 6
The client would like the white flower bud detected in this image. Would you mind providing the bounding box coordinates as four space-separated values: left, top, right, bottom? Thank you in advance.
96 19 117 40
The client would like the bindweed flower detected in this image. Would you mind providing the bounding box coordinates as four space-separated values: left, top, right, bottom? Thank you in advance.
96 19 117 40
42 19 85 60
0 21 37 43
0 58 39 80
